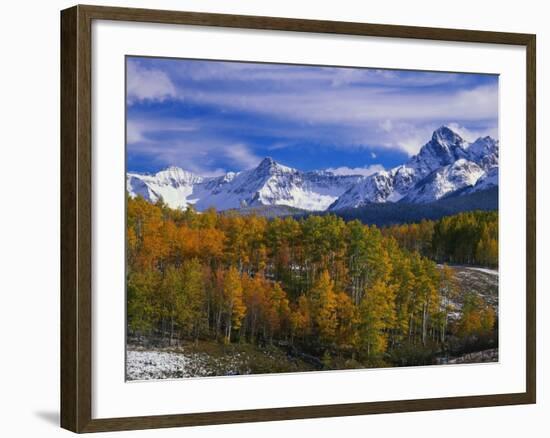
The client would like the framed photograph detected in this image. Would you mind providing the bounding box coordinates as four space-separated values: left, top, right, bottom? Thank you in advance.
60 4 536 433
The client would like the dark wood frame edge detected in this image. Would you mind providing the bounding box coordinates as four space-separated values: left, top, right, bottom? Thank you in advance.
60 4 536 433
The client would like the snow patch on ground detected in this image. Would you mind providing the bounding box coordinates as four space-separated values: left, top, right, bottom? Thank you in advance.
127 350 208 380
467 267 499 276
436 348 498 365
126 348 250 380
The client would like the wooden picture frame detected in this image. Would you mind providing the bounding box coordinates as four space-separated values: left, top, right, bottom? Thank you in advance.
61 4 536 433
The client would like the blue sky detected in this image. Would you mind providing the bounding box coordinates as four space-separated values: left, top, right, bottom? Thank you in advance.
126 56 498 176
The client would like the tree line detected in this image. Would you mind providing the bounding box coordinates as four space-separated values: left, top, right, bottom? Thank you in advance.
127 196 496 366
381 211 498 268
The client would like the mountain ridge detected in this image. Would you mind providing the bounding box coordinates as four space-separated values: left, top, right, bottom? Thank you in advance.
127 126 499 212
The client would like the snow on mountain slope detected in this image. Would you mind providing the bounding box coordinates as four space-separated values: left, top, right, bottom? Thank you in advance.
126 167 205 209
127 126 499 212
466 136 499 171
127 158 360 211
406 126 470 176
329 126 498 209
466 167 499 194
195 158 362 211
328 171 394 210
401 159 485 203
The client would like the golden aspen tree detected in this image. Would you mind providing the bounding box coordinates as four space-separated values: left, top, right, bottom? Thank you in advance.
177 258 206 341
127 268 161 334
456 293 483 337
335 291 358 347
290 295 311 342
222 266 246 343
310 270 338 343
125 195 493 368
160 265 183 345
390 254 415 341
358 280 396 357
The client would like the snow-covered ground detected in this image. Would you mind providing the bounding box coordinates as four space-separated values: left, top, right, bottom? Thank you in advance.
126 348 251 381
436 348 498 365
438 264 499 309
126 350 205 380
466 267 499 276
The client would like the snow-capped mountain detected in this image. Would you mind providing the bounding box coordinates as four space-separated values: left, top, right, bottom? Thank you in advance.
127 167 204 209
465 167 499 194
400 159 485 204
329 126 498 209
467 136 499 171
127 126 498 212
127 157 361 211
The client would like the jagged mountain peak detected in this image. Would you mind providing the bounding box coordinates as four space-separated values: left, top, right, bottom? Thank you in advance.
329 127 497 210
401 158 485 204
127 127 498 212
258 156 276 167
155 165 199 179
129 166 203 187
475 135 497 144
431 125 465 147
468 135 498 155
467 135 499 171
413 126 468 170
253 157 295 175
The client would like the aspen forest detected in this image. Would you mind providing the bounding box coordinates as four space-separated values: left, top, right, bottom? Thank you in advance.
126 195 499 377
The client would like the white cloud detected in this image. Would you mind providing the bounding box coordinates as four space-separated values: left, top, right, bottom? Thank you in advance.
198 168 228 177
446 122 499 143
223 144 262 169
370 152 377 159
126 118 199 145
178 84 497 156
126 122 260 175
126 113 262 173
180 80 497 126
326 164 385 177
128 137 230 176
379 120 393 133
397 136 429 156
127 61 177 104
170 62 462 89
127 59 499 162
126 120 144 144
369 120 496 156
